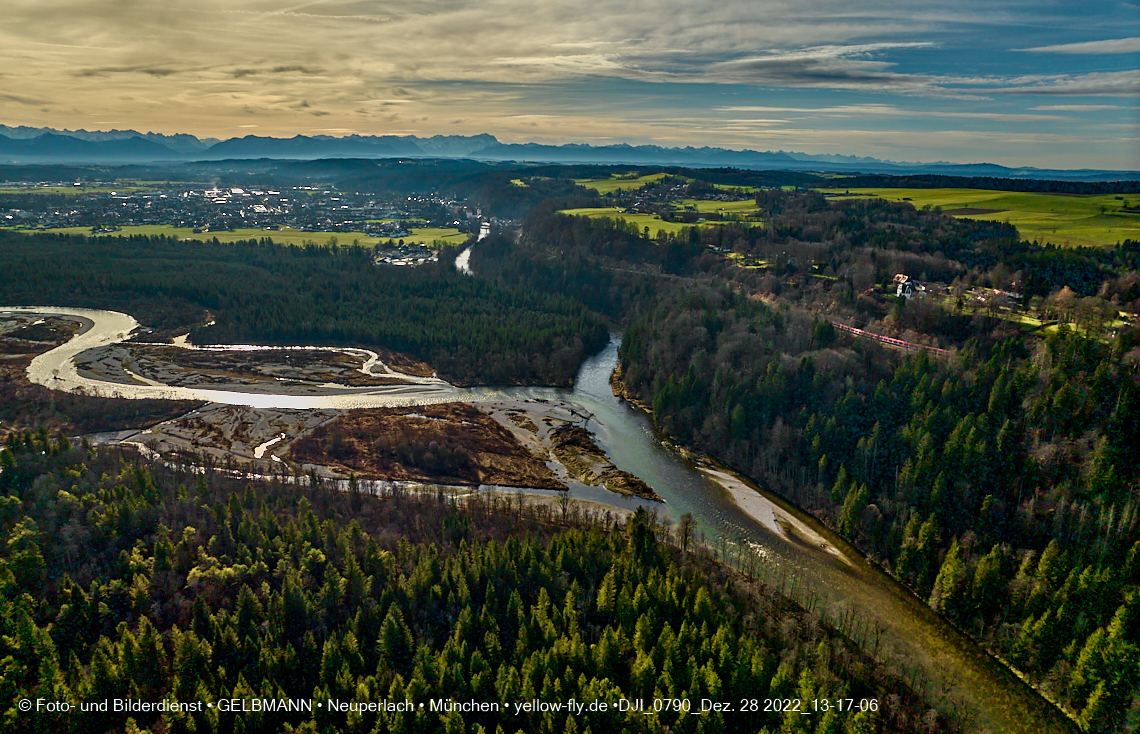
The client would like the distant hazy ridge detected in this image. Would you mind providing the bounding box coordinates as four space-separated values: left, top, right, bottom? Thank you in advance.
0 125 1134 180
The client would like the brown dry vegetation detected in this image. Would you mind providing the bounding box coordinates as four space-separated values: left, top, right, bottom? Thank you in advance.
0 321 200 437
549 423 662 501
2 318 79 345
371 348 436 378
126 345 434 386
609 362 652 414
505 409 539 433
288 403 566 489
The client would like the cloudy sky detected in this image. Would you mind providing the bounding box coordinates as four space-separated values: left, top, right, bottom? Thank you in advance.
2 0 1137 168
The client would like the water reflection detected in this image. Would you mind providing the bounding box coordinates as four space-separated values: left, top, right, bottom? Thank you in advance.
5 307 1070 732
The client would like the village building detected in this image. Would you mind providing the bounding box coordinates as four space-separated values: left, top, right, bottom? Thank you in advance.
892 273 923 299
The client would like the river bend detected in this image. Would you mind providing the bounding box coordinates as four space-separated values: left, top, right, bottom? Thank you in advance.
4 306 1073 733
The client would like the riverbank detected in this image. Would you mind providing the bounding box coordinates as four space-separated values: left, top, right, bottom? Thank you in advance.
549 423 662 501
609 361 652 414
606 369 1078 734
5 305 1081 734
289 402 567 490
0 311 202 437
699 466 853 567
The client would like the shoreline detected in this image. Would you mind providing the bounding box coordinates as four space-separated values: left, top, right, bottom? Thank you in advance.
604 370 1079 734
6 305 1083 733
697 465 856 568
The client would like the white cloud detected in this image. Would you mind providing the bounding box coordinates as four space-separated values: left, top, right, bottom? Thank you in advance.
717 104 902 114
1031 104 1129 111
986 70 1140 96
1020 37 1140 54
0 0 1132 169
717 104 1063 121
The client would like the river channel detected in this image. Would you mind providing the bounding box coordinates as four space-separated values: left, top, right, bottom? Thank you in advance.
8 306 1073 733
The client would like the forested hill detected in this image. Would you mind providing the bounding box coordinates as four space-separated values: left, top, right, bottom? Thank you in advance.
0 438 944 733
0 232 609 386
815 174 1140 195
614 235 1140 729
470 194 1140 731
619 286 1139 728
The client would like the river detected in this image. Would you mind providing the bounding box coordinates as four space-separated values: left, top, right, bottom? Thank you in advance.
6 305 1073 733
455 221 490 275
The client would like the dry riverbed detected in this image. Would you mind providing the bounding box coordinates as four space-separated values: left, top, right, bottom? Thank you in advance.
0 314 201 437
122 395 662 503
125 404 340 466
10 315 656 502
548 423 662 501
289 402 565 489
76 341 435 390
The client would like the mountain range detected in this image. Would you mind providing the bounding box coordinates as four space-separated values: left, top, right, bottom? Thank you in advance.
0 125 1133 180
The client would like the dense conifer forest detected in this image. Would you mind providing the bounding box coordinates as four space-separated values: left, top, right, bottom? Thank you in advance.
619 289 1139 731
471 190 1140 731
0 231 608 386
0 438 941 733
4 166 1139 731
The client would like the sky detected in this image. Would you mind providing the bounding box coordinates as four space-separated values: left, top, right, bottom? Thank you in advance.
1 0 1137 169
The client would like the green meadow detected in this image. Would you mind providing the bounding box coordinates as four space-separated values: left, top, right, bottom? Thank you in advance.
558 206 765 236
826 187 1140 247
676 198 761 216
574 172 668 194
373 227 469 246
557 207 700 235
712 183 760 193
13 225 467 247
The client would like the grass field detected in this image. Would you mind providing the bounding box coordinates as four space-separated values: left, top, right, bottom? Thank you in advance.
574 172 668 194
558 207 698 235
712 183 760 193
676 199 761 216
12 225 468 247
559 206 764 236
373 227 469 246
825 188 1140 247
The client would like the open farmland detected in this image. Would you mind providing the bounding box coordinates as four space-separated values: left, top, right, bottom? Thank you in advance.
557 207 698 235
825 187 1140 247
373 227 468 246
559 205 763 236
19 224 467 247
712 183 760 193
676 198 761 216
573 172 667 194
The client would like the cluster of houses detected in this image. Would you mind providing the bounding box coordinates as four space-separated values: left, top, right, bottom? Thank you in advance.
892 273 925 299
0 179 468 238
374 243 438 267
